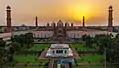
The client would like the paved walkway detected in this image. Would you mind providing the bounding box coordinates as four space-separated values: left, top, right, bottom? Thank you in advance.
50 57 73 60
71 47 79 58
48 58 54 68
39 48 49 59
65 63 70 68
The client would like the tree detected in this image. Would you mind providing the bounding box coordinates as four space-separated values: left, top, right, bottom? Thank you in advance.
25 33 33 47
11 34 26 46
93 34 119 67
11 33 33 48
0 47 9 67
0 38 6 47
81 34 87 41
8 42 21 61
10 42 21 53
85 36 93 47
81 34 93 47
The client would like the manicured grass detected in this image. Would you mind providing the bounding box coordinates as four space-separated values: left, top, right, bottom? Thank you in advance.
75 54 103 63
36 59 49 63
12 66 47 68
11 44 49 68
28 44 50 51
70 43 96 51
13 55 37 62
72 65 102 68
13 55 49 63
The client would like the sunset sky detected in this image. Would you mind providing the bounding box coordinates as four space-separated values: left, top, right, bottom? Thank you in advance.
0 0 119 26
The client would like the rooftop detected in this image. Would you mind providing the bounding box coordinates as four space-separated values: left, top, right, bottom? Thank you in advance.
50 44 69 49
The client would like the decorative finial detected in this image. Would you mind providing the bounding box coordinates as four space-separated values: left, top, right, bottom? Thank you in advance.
109 5 112 9
7 5 11 9
59 20 62 22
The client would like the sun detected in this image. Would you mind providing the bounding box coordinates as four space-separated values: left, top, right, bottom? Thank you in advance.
68 4 93 21
74 5 91 20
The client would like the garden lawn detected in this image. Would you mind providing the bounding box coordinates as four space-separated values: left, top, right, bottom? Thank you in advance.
12 66 47 68
76 54 103 63
36 59 49 63
13 55 49 63
70 43 96 51
72 65 102 68
13 54 37 62
28 44 50 51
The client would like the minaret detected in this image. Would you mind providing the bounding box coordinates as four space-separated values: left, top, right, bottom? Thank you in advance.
6 5 12 32
83 16 85 27
35 16 38 27
108 5 113 32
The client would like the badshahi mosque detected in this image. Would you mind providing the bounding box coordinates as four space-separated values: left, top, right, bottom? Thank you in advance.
0 5 117 43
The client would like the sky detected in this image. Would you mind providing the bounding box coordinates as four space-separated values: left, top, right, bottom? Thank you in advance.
0 0 119 26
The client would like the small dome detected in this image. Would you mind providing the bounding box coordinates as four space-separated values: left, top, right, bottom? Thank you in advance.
7 5 11 9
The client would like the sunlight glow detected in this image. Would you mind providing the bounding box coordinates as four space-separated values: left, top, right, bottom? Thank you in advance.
68 3 95 21
74 5 91 20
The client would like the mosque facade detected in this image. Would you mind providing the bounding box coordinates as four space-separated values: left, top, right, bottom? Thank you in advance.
0 5 116 43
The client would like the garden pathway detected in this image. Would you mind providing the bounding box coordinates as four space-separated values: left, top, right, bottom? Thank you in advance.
65 63 70 68
71 47 79 58
39 48 49 59
48 58 54 68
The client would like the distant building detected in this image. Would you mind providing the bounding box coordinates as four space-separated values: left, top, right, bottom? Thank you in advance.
33 20 117 43
0 5 117 43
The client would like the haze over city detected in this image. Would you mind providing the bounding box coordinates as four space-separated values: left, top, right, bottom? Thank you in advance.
0 0 119 26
